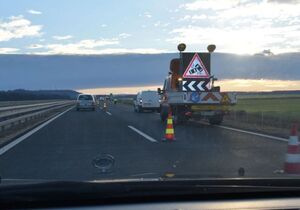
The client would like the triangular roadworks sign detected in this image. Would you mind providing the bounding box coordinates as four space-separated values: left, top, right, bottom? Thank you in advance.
183 53 210 78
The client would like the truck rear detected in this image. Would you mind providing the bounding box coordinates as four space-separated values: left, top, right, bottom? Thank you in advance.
158 43 237 125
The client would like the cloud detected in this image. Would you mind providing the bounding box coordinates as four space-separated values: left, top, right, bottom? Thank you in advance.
101 24 107 27
181 0 300 19
0 15 43 42
154 21 170 27
173 0 300 54
168 9 179 13
89 48 166 54
268 0 300 4
181 0 240 11
52 35 73 40
218 1 300 20
33 38 119 54
167 24 300 54
35 47 166 55
180 14 208 21
0 48 19 53
27 44 43 49
27 9 42 15
118 33 131 38
33 40 166 55
140 12 152 18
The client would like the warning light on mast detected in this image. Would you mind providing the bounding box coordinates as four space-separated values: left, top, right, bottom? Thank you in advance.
177 43 186 52
207 44 216 53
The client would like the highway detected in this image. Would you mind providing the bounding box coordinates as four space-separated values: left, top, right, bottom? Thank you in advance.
0 103 288 181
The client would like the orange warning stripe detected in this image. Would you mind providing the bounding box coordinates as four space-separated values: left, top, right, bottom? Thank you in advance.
202 93 219 101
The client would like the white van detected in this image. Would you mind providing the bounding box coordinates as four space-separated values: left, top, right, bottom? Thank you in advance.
133 91 160 113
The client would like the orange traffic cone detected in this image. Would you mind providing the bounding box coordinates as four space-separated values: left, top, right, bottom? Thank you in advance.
284 124 300 174
163 111 175 141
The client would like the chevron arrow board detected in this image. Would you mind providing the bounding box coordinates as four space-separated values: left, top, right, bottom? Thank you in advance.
182 80 210 91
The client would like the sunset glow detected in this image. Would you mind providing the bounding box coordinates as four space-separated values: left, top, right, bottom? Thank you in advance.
78 79 300 95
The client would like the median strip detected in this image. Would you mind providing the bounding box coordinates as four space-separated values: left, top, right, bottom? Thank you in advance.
128 125 157 143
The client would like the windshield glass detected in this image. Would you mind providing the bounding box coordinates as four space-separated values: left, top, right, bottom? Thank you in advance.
78 95 93 100
0 0 300 186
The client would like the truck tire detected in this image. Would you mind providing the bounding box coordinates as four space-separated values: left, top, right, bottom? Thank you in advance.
173 106 187 125
209 114 224 125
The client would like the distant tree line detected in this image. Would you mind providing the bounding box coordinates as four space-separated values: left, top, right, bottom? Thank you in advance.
0 89 79 101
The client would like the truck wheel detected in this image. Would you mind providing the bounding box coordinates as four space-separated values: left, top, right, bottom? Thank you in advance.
209 114 224 125
173 112 187 125
173 106 187 125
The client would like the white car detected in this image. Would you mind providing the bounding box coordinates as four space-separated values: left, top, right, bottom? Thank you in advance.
76 94 96 111
133 91 160 113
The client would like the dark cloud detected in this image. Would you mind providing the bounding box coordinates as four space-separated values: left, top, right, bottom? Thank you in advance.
0 53 299 90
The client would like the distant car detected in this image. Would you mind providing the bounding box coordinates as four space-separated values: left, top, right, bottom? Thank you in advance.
134 91 160 113
76 94 96 111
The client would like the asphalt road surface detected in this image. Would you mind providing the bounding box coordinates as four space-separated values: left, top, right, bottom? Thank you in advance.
0 103 288 181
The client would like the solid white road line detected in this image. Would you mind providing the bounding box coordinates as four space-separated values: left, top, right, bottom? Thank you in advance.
0 106 75 156
106 111 112 115
128 125 157 143
195 120 288 142
215 125 288 142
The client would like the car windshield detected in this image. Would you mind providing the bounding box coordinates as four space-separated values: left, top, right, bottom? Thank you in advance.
0 0 300 189
78 95 93 100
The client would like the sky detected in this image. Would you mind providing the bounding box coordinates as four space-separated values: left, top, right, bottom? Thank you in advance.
79 80 300 94
1 0 300 93
0 0 300 55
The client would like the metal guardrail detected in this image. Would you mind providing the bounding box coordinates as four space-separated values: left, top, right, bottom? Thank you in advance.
0 101 75 132
0 101 66 112
0 101 71 121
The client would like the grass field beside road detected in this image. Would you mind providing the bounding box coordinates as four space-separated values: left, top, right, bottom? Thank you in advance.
225 93 300 136
231 94 300 121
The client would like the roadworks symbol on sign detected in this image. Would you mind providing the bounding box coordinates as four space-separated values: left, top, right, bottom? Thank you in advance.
183 54 210 78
